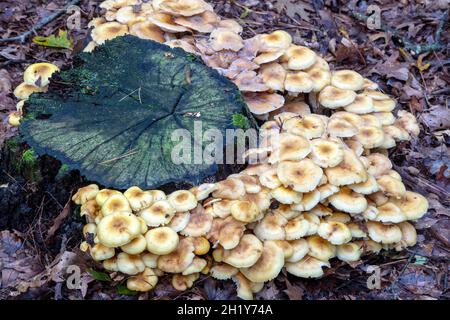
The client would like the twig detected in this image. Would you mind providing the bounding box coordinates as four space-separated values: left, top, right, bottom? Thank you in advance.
0 0 81 44
349 6 449 55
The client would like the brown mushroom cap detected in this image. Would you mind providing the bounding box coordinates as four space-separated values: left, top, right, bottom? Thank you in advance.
210 28 244 52
307 235 336 261
129 21 165 42
180 206 213 237
259 62 287 91
390 191 429 220
91 22 129 44
171 273 199 291
230 200 261 223
174 10 218 33
157 238 196 273
277 159 324 193
244 92 285 115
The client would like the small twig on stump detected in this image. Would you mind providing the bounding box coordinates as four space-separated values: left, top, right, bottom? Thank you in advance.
0 0 81 44
349 6 449 55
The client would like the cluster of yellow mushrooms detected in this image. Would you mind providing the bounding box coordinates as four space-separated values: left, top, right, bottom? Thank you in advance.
6 0 430 300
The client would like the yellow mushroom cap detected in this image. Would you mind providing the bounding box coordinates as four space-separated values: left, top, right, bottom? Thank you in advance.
95 189 121 206
182 256 208 275
285 72 314 93
303 212 321 235
129 21 165 42
190 183 217 201
126 267 158 292
157 0 212 16
344 94 374 114
329 187 368 214
377 175 406 199
97 212 141 247
210 28 244 52
317 221 352 245
167 190 197 212
327 118 358 138
309 138 345 168
121 234 147 255
277 159 323 193
212 217 246 250
231 272 256 300
244 92 285 115
171 273 199 291
260 30 292 52
7 112 22 126
259 62 287 91
230 200 261 223
374 202 407 223
325 212 351 224
180 207 213 237
284 215 310 240
23 63 59 87
253 50 285 65
307 67 331 92
348 174 379 194
291 189 321 211
157 238 196 273
240 240 285 283
355 126 385 149
331 70 364 91
373 99 396 112
145 227 179 255
285 255 330 278
390 191 429 220
211 199 233 218
282 45 317 70
210 263 239 280
185 236 210 255
115 5 145 24
269 132 312 163
101 193 132 216
139 200 175 227
91 22 129 44
217 19 243 33
395 110 420 137
367 153 392 178
372 112 395 125
117 252 145 275
336 242 362 262
270 186 303 205
90 243 115 261
318 85 357 109
168 211 190 232
395 221 417 250
72 184 99 205
366 221 402 244
347 222 367 238
222 234 263 268
212 178 246 200
228 174 261 194
286 238 309 263
102 256 119 271
82 223 97 240
307 235 336 261
317 183 340 201
13 82 47 100
123 186 153 211
141 252 159 268
325 149 368 186
254 214 287 241
283 114 326 139
173 10 218 33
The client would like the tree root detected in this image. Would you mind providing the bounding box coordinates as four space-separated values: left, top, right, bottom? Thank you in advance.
0 0 81 44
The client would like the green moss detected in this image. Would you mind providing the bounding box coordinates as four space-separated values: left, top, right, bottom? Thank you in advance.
232 114 250 130
22 149 37 165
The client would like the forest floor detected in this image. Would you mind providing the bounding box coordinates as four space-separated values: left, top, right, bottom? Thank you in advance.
0 0 449 300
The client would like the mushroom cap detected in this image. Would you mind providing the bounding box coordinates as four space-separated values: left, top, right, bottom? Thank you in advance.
325 150 368 186
179 207 213 237
242 190 272 212
363 205 380 220
253 50 285 65
325 212 351 223
228 174 261 194
91 22 129 44
210 28 244 52
232 272 256 300
273 204 301 220
168 190 197 212
157 0 212 16
283 114 326 139
82 223 97 239
254 214 287 241
396 110 420 137
285 255 330 278
373 99 396 112
286 238 309 263
317 183 340 201
259 166 282 189
171 273 199 291
148 12 189 32
115 5 145 24
244 92 285 115
395 221 417 250
327 118 358 138
347 222 367 238
233 71 269 92
367 153 392 178
121 234 147 254
269 133 312 163
270 186 303 205
129 21 165 42
157 238 196 273
126 268 158 292
282 45 317 70
95 189 122 206
303 213 321 235
285 72 314 93
190 183 217 201
90 243 115 261
240 240 285 282
377 175 406 199
124 186 153 211
307 235 336 261
212 199 233 218
277 159 323 193
318 86 357 109
336 242 362 262
210 263 239 280
23 63 59 87
141 252 159 268
317 221 352 245
212 178 246 200
390 191 429 220
168 212 190 232
366 221 402 244
173 10 218 33
72 184 99 205
329 187 368 214
7 112 22 126
230 200 261 223
284 215 310 240
309 138 345 168
291 189 321 211
218 19 243 33
101 193 132 216
166 38 199 54
117 252 145 275
355 126 385 149
97 212 141 247
222 234 263 268
182 256 208 275
348 174 379 194
273 240 294 259
13 82 47 100
139 200 176 227
207 216 246 249
344 94 374 114
372 112 395 125
145 227 179 255
260 30 292 52
331 70 364 91
374 202 407 223
259 62 287 91
102 256 119 271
